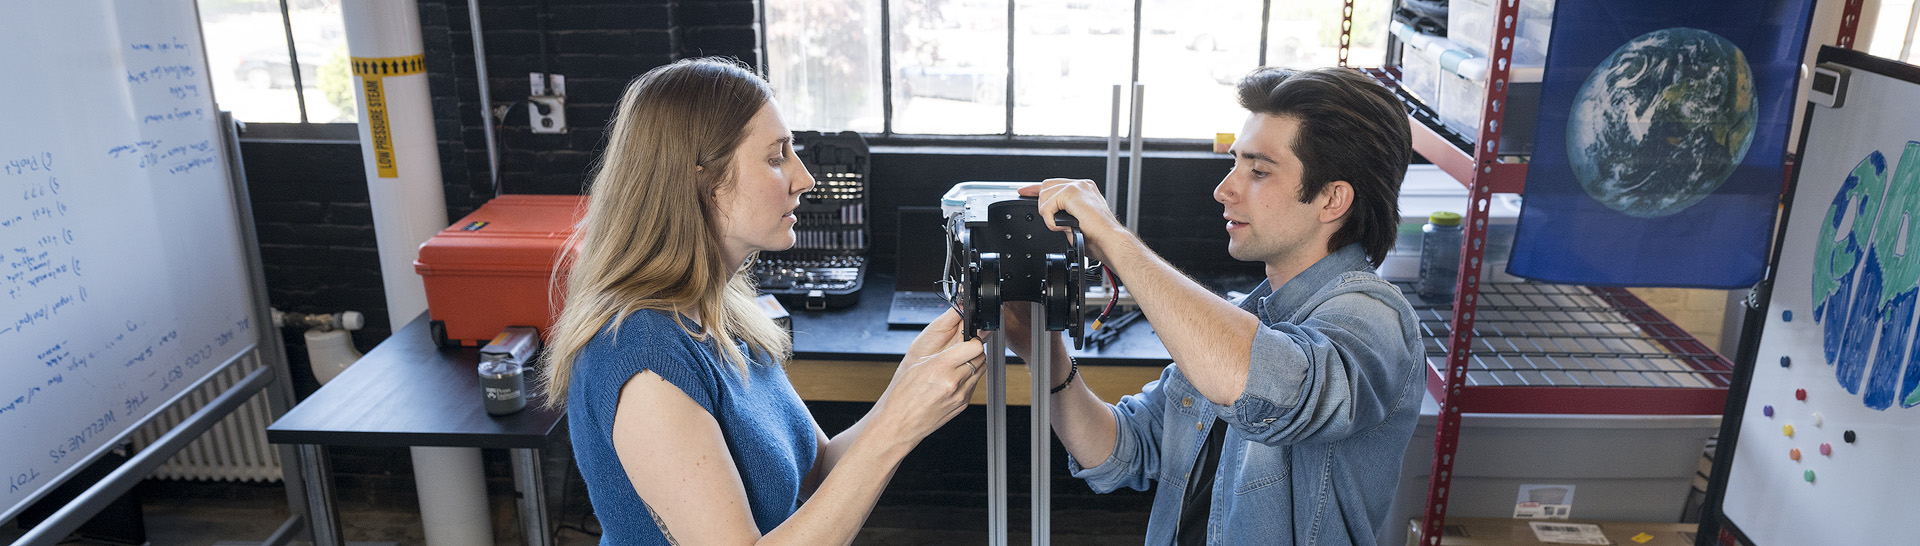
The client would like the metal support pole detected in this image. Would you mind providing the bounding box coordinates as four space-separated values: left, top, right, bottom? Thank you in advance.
1418 0 1517 544
14 367 275 546
1125 83 1144 230
466 0 501 197
1337 0 1355 67
1028 305 1052 546
512 448 552 546
986 332 1009 546
298 444 344 546
1105 84 1122 211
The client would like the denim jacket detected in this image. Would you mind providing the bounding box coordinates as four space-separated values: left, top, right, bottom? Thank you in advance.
1069 244 1424 546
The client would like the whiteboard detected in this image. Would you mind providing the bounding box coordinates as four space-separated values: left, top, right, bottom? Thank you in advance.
0 0 258 522
1722 47 1920 546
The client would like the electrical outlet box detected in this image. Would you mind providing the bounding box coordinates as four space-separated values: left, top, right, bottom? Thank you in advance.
528 95 566 134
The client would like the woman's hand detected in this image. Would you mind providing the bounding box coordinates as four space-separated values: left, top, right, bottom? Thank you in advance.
900 309 969 380
868 310 987 451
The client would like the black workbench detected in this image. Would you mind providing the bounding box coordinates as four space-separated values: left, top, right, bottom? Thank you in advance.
267 312 562 546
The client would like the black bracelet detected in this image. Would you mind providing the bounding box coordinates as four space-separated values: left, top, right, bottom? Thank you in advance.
1049 359 1079 394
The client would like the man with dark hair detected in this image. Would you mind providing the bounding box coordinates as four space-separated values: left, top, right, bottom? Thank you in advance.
1008 66 1422 545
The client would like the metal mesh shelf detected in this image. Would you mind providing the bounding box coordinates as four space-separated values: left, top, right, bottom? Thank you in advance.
1402 281 1733 414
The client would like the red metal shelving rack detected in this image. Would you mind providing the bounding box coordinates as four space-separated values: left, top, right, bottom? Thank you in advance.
1338 0 1872 542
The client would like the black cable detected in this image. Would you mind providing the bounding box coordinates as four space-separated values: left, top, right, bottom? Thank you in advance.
536 0 553 82
491 99 526 196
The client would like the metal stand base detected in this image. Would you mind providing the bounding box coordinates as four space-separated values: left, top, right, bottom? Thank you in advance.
987 306 1052 545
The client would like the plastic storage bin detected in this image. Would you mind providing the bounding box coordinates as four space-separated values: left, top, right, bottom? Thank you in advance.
1437 57 1543 155
1401 41 1441 104
1376 392 1720 546
1448 0 1556 65
414 195 585 346
1380 167 1521 283
1391 21 1464 105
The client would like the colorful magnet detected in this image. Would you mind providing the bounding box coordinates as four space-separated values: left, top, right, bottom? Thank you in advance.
1783 310 1794 322
1790 448 1801 461
1796 388 1807 401
1820 443 1832 456
1764 405 1774 417
1812 412 1823 426
1783 424 1794 437
1780 356 1791 368
1844 430 1857 443
1805 469 1816 483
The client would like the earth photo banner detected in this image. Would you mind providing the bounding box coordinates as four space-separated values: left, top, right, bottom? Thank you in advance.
1506 0 1816 288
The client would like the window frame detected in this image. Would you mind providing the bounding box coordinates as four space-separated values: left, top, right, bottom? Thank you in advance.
761 0 1333 150
199 0 354 127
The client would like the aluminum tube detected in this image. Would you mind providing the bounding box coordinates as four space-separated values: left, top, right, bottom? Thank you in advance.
987 331 1009 546
467 0 501 197
512 448 553 546
1029 305 1051 546
1105 84 1121 210
1126 83 1144 230
13 367 274 546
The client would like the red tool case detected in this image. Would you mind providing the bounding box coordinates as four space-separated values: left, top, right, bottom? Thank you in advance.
413 195 585 347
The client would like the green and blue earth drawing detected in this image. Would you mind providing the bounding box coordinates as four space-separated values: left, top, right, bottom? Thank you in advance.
1566 28 1757 218
1812 142 1920 410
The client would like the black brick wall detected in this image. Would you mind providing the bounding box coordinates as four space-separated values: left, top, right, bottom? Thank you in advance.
419 0 758 206
238 0 1267 521
237 138 389 400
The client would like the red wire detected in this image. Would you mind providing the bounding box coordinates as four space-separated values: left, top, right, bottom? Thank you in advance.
1096 265 1119 326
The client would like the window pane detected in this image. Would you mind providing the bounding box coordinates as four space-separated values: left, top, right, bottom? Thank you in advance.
198 0 305 122
288 0 352 123
1010 0 1133 136
1267 0 1391 70
766 0 885 133
891 0 1009 135
1865 0 1918 64
1137 0 1264 139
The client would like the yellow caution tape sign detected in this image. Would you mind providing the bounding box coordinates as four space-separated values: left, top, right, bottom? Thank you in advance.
351 54 426 178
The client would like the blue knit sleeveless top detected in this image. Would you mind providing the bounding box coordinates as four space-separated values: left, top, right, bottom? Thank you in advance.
567 309 816 545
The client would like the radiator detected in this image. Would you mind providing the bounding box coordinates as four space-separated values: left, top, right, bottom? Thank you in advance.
129 352 284 482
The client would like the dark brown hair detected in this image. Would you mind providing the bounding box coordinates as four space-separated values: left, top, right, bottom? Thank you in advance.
1236 67 1411 267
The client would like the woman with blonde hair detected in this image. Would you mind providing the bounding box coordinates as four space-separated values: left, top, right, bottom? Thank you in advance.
543 57 987 545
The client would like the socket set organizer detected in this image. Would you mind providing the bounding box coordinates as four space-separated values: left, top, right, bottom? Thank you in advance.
752 130 870 310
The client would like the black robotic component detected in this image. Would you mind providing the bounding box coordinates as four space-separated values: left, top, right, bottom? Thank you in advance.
945 197 1090 350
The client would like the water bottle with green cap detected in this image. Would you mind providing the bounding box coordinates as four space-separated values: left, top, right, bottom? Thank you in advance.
1417 211 1463 301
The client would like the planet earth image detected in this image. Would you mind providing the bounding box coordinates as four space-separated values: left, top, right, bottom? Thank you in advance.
1566 28 1756 218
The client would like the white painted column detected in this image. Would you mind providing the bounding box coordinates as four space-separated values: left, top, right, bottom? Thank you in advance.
342 4 484 546
342 0 449 331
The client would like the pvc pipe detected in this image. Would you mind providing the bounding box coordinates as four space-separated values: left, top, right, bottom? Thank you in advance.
342 0 450 332
410 446 494 546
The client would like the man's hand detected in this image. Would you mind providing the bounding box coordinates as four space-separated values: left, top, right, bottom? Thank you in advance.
1019 178 1125 263
993 301 1072 385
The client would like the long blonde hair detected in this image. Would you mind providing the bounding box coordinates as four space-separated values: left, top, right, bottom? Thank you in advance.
541 58 792 409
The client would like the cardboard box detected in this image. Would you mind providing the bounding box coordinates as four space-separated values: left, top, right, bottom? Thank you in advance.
414 195 584 346
1408 517 1697 546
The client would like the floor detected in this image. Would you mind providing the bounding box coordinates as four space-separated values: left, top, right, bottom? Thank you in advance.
5 477 1150 546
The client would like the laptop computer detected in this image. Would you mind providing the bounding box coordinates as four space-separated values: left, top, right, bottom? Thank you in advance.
887 206 955 327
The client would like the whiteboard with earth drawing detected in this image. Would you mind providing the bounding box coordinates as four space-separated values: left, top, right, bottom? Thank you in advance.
1721 47 1920 546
